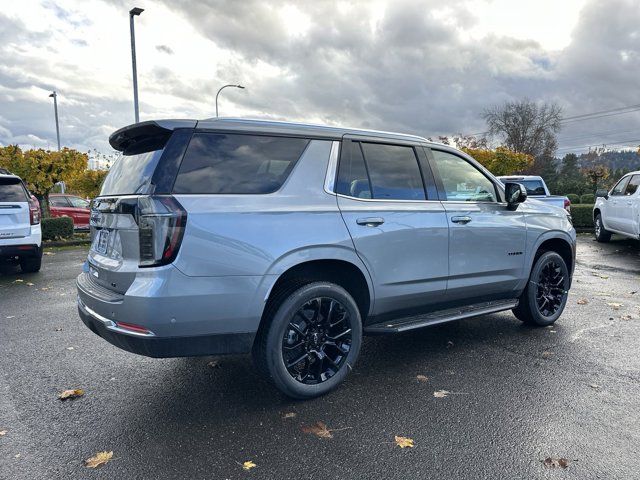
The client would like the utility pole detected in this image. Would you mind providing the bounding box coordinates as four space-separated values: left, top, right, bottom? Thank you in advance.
49 91 61 151
129 7 144 123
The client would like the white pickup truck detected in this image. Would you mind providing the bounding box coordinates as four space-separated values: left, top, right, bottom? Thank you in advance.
593 171 640 242
497 175 571 213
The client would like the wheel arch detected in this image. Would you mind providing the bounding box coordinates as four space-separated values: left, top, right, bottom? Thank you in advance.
529 232 575 280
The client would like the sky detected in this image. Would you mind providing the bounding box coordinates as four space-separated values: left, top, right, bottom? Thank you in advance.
0 0 639 156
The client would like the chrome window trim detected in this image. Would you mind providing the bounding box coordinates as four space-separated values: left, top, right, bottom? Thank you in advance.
323 140 340 195
335 192 442 204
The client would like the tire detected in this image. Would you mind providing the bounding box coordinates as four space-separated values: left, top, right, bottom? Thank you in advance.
513 251 569 327
20 249 42 273
594 214 611 243
252 282 362 399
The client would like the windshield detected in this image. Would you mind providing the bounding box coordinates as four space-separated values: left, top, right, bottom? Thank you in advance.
99 149 163 196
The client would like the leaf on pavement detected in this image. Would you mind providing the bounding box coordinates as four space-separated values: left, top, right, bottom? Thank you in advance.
621 315 633 321
446 340 454 348
43 251 54 256
542 457 569 469
606 302 623 310
0 430 7 436
302 421 333 438
541 351 554 358
282 412 297 419
58 389 84 400
84 451 113 468
589 384 600 389
13 279 23 283
66 347 74 351
592 272 609 279
242 460 256 470
577 298 589 305
394 436 415 448
207 360 221 369
25 282 34 286
54 327 63 332
416 375 429 383
433 390 450 398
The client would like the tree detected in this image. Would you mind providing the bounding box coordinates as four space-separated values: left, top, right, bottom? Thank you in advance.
0 146 87 215
483 99 562 163
67 169 109 199
462 147 534 176
430 134 489 150
582 165 610 192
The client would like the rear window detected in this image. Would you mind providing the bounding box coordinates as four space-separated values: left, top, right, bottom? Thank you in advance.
99 149 163 196
173 133 309 194
0 178 28 202
519 180 546 196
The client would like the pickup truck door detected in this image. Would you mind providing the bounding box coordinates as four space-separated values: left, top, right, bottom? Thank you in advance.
335 138 449 317
605 176 631 232
427 149 526 301
621 175 640 236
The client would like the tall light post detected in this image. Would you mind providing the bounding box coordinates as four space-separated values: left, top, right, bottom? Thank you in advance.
129 7 144 123
215 84 245 117
48 91 61 151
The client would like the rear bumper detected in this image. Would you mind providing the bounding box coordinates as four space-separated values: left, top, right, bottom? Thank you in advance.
77 296 255 357
0 243 41 259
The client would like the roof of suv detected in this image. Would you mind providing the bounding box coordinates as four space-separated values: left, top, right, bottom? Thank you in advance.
109 118 440 151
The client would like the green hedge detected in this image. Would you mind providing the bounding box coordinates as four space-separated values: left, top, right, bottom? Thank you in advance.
42 217 74 241
566 193 580 204
571 204 594 228
580 193 595 204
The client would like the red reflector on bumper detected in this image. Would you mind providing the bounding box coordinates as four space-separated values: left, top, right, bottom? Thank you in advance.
115 321 152 335
18 246 34 250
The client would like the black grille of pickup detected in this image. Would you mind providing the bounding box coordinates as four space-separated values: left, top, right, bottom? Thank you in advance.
77 272 124 303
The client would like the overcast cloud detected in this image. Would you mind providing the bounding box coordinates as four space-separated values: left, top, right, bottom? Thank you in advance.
0 0 639 155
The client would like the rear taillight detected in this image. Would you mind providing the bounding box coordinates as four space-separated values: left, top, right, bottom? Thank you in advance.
29 197 41 225
136 195 187 268
564 198 571 213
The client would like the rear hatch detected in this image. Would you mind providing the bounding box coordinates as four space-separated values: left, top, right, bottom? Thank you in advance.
86 121 193 295
0 177 31 240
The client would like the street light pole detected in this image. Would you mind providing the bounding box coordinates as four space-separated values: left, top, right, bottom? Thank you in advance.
129 7 144 123
215 84 245 117
48 91 61 151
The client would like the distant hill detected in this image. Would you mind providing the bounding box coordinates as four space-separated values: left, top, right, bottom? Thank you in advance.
574 149 640 171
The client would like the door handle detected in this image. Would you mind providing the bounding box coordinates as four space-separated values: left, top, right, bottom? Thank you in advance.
451 215 472 224
356 217 385 227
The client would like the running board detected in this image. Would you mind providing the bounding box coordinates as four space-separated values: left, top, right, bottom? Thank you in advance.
364 299 519 334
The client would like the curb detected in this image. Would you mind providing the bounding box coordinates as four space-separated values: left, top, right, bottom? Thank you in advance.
44 239 91 248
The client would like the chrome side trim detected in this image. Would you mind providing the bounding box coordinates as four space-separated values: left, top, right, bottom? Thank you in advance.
323 140 340 195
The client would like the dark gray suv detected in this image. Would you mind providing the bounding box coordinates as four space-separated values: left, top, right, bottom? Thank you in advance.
77 118 576 398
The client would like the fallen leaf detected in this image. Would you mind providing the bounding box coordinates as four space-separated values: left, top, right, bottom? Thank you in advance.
43 251 54 256
0 430 7 436
282 412 297 419
607 302 623 310
58 389 84 400
621 315 633 321
25 282 34 286
630 291 637 295
39 287 50 291
302 421 333 438
446 340 454 348
207 360 221 369
242 461 256 471
54 327 63 332
541 351 554 358
14 454 20 458
542 457 569 469
577 298 589 305
416 375 429 383
590 384 601 389
84 451 113 469
6 316 15 319
394 436 415 448
592 273 609 279
433 390 450 398
13 279 23 283
549 330 557 333
66 347 74 351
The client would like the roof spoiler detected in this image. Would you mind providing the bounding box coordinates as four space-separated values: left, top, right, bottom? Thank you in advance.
109 120 197 154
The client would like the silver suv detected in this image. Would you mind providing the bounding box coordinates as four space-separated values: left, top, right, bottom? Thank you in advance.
77 118 576 398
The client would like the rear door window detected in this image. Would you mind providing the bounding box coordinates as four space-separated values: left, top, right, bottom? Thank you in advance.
173 133 309 194
0 178 28 202
610 176 630 196
49 196 70 207
624 175 640 196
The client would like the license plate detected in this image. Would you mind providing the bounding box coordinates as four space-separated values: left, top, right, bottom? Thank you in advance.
95 229 110 255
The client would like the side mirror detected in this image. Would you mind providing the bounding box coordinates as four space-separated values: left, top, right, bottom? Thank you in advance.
595 189 609 199
505 182 527 211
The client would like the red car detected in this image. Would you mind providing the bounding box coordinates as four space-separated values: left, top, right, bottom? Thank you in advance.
49 194 90 229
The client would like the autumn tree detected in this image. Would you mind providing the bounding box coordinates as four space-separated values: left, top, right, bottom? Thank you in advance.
582 165 610 192
67 169 108 200
462 147 534 176
0 146 87 215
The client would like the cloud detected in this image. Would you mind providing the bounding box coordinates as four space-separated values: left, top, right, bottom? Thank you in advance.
0 0 638 155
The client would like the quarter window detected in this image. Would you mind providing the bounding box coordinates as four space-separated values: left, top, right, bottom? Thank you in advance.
431 150 497 202
336 141 371 199
173 133 309 194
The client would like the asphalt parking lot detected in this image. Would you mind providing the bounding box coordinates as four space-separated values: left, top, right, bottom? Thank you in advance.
1 235 639 479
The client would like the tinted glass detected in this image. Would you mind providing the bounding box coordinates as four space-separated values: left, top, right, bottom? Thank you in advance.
336 142 371 199
100 149 163 196
624 175 640 196
519 180 546 195
431 150 497 202
611 176 630 196
360 143 425 200
48 196 69 207
0 178 27 202
68 196 90 208
173 133 309 194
